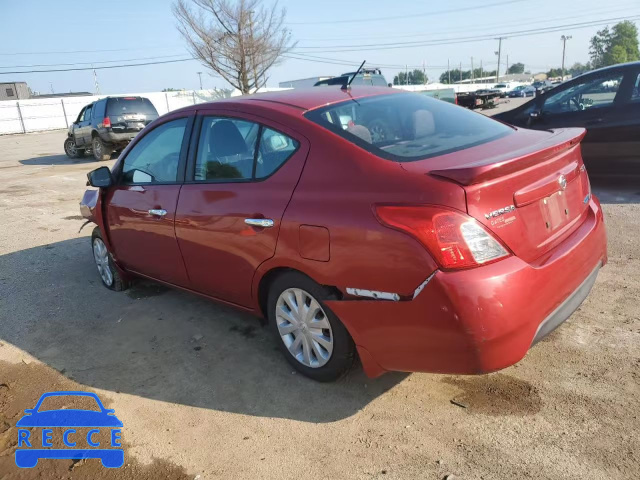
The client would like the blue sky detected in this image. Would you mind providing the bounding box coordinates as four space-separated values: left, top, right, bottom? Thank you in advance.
2 0 639 94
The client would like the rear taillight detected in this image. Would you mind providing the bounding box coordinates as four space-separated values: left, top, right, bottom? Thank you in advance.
375 205 510 270
103 117 111 128
454 94 458 105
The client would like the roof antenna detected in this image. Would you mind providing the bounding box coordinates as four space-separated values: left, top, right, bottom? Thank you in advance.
342 60 366 90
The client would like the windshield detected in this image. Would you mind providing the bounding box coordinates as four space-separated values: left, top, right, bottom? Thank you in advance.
305 93 512 162
107 97 158 117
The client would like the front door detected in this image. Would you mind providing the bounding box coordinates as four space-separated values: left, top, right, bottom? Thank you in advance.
105 115 193 287
535 69 628 174
175 112 308 307
75 105 92 146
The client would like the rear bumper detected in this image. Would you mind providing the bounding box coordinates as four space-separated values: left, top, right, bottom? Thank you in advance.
326 197 607 377
99 130 137 145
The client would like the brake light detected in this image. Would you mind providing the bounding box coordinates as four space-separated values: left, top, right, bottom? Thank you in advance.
103 117 111 128
375 205 510 269
454 94 458 105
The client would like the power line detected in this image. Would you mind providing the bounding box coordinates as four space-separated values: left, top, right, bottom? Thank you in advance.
0 54 189 70
296 4 639 42
286 0 525 25
0 45 183 56
0 58 195 75
288 14 640 53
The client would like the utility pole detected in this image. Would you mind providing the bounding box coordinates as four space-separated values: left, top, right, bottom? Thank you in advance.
448 59 451 84
49 82 54 94
495 37 504 83
506 55 509 77
460 62 462 82
197 72 203 90
423 60 426 85
405 64 408 86
92 65 100 95
471 57 474 82
480 60 483 83
561 35 572 80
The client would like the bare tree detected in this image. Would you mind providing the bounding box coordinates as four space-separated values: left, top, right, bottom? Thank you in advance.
173 0 295 94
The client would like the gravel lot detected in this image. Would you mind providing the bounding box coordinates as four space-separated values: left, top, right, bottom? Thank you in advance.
0 124 639 479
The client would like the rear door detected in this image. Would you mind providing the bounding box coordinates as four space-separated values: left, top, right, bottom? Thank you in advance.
175 110 309 307
585 67 640 176
105 114 193 286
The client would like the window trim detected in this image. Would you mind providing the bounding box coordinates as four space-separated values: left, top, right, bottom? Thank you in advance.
184 113 301 185
114 113 195 187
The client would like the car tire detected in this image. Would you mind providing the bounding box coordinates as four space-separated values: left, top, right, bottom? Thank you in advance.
267 271 356 382
63 137 85 159
91 227 128 291
92 136 113 161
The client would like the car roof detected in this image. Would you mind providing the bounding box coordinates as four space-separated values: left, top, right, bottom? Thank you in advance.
197 86 403 112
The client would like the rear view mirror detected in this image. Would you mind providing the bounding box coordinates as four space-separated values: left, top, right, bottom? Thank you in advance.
87 166 113 188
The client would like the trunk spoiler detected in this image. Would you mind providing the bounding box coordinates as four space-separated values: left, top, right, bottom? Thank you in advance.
430 128 586 186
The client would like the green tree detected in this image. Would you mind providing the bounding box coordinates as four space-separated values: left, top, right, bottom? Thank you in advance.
590 21 639 68
546 68 563 78
568 62 591 76
439 68 496 84
507 62 525 74
394 69 427 85
608 21 639 61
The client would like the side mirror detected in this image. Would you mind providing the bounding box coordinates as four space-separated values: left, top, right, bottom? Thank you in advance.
87 166 113 188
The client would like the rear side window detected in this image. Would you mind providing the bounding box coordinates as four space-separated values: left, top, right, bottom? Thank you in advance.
305 93 512 162
194 116 299 182
107 97 158 117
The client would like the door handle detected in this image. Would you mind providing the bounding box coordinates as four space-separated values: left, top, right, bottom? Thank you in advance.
245 218 274 228
148 209 167 217
586 118 603 125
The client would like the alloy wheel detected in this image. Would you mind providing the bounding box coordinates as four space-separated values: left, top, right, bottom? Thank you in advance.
65 139 77 156
275 288 333 368
92 237 113 286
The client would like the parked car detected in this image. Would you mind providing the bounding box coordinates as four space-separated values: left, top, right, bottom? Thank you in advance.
508 85 536 97
314 68 388 87
420 88 457 104
64 96 159 161
81 86 607 381
495 61 640 176
493 83 516 97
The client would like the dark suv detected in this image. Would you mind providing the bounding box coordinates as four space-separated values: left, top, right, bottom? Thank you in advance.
64 96 159 161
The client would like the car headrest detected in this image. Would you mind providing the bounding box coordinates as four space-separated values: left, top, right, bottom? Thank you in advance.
413 109 435 139
209 120 248 158
347 124 372 144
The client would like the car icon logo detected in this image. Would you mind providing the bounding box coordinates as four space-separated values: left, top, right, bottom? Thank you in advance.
15 391 124 468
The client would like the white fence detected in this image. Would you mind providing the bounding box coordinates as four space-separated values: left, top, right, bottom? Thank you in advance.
0 88 289 136
394 82 527 94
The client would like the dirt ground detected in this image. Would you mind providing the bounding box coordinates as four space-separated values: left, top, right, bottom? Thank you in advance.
0 128 639 480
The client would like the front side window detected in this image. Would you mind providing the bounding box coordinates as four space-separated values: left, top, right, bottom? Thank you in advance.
194 117 298 181
82 106 92 122
542 73 624 114
305 93 512 162
121 117 187 184
632 73 640 102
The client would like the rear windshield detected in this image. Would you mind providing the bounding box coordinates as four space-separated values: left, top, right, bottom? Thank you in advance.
305 93 512 162
106 97 158 116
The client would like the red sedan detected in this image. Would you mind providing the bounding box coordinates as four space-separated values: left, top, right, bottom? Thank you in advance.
81 87 607 381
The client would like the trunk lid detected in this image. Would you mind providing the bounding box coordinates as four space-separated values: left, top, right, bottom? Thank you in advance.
401 127 591 263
